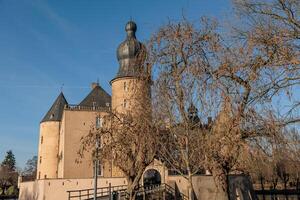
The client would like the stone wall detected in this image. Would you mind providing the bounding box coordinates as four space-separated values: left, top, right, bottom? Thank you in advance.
167 175 257 200
37 121 60 179
19 177 127 200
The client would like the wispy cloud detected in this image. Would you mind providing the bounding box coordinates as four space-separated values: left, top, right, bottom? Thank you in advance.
28 0 77 36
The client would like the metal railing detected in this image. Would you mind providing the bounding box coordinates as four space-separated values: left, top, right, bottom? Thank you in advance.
65 104 110 112
67 183 188 200
67 184 127 200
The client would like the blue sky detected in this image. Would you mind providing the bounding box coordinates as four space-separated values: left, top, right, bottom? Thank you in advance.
0 0 232 169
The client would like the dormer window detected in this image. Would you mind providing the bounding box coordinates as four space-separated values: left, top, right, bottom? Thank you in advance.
50 114 54 119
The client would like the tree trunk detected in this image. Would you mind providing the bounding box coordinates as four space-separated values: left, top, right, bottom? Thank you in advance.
187 172 194 200
127 178 137 200
272 178 278 190
126 168 145 200
284 180 288 200
296 177 300 200
260 175 265 200
225 174 230 200
211 167 230 200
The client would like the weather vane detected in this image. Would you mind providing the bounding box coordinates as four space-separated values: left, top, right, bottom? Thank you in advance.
60 83 64 92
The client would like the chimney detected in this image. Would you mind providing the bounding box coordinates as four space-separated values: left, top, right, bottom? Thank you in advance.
91 82 99 89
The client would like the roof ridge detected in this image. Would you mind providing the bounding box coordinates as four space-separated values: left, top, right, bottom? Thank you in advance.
79 85 111 107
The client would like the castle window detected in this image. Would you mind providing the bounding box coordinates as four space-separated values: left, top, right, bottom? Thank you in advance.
124 82 128 91
96 117 103 128
96 160 103 176
123 99 127 108
38 172 41 179
41 136 43 144
39 156 42 164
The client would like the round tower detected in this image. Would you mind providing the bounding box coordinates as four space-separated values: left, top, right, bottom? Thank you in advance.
36 93 67 179
111 21 151 115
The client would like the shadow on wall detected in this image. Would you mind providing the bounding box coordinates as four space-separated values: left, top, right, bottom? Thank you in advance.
173 175 257 200
228 175 257 200
19 182 39 200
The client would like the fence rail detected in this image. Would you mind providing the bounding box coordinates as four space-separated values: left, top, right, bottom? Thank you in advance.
67 183 188 200
67 184 127 200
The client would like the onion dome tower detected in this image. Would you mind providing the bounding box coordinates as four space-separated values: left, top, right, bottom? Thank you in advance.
111 21 150 114
114 21 147 80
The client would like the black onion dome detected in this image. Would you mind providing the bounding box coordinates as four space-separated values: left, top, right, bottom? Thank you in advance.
114 21 146 80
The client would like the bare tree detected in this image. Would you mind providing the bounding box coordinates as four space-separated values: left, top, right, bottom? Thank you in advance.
148 19 221 200
148 5 299 197
233 0 300 122
78 74 159 200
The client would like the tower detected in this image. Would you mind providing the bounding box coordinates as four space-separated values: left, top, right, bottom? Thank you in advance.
37 92 68 179
111 21 150 115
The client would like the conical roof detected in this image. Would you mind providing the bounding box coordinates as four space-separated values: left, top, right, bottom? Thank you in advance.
79 84 111 107
41 92 68 123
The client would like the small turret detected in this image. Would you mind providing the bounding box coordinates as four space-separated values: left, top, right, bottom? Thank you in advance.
111 21 150 114
37 92 68 179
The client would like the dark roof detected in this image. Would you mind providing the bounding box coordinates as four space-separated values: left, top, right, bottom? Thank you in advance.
41 92 68 123
113 21 147 81
79 85 111 107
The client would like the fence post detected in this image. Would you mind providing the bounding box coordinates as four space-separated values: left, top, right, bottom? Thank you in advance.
109 183 112 200
163 185 166 200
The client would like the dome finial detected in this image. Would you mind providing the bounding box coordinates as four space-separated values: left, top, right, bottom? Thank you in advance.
125 21 137 38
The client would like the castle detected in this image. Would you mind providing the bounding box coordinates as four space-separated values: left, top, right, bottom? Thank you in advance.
18 21 256 200
36 20 149 180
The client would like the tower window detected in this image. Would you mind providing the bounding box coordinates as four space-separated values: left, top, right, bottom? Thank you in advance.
124 82 128 91
39 156 42 164
123 99 127 108
41 136 43 144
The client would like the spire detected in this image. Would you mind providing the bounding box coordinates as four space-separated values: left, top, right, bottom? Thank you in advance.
125 20 137 38
41 92 68 123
